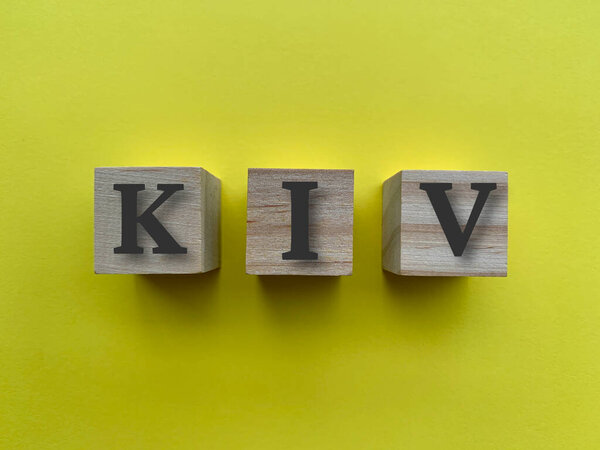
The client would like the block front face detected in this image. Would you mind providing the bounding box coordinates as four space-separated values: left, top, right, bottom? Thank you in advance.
246 168 354 275
94 167 220 274
383 170 507 277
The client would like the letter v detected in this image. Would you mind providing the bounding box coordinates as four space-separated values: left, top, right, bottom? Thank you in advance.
419 183 497 256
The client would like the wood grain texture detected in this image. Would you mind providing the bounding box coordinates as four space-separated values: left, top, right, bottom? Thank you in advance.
246 168 354 276
383 170 507 277
94 167 220 274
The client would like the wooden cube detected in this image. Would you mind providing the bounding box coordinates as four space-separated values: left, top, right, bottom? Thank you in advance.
246 168 354 276
94 167 220 274
382 170 507 276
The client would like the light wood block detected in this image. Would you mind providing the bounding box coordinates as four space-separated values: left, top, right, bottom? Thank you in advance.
94 167 220 274
382 170 508 277
246 168 354 276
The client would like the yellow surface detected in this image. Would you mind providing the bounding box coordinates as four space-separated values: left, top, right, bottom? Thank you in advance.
2 1 599 448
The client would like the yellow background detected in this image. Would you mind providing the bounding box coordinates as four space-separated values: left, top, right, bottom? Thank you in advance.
2 1 599 448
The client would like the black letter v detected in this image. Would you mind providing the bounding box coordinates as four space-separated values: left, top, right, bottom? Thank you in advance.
419 183 497 256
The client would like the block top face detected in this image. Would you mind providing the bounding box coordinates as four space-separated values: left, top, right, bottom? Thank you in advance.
246 168 354 276
385 170 508 277
401 170 507 184
94 167 218 274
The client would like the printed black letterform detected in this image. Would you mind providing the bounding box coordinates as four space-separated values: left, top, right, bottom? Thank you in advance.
282 181 318 260
113 184 187 254
419 183 497 256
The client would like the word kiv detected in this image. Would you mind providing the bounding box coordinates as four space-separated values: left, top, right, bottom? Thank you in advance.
94 167 508 277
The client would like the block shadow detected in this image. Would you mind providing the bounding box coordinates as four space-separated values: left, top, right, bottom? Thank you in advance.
257 275 341 327
382 271 469 336
134 269 220 327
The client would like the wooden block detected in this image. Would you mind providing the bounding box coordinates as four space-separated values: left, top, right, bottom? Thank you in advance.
246 168 354 276
94 167 220 274
382 170 507 277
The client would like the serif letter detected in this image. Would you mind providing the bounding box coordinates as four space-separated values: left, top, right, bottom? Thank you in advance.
113 184 187 254
282 181 318 260
419 182 497 256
